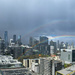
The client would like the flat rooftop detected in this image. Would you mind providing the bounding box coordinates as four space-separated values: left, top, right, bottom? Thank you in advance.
61 49 75 52
57 65 75 74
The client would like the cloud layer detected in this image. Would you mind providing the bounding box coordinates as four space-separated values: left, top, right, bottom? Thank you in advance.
0 0 75 43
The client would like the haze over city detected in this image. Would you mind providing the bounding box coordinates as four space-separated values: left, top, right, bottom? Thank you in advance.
1 0 75 75
0 0 75 43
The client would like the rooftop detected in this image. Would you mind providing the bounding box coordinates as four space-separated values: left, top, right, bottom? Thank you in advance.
61 49 75 52
0 55 22 68
57 65 75 74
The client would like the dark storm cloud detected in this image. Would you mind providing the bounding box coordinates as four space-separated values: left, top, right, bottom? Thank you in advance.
0 0 75 43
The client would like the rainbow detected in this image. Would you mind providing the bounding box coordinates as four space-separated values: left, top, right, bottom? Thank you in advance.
21 19 70 39
20 35 75 57
48 35 75 39
18 19 75 59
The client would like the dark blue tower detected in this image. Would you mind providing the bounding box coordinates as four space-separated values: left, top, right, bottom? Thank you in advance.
13 35 16 44
4 31 8 48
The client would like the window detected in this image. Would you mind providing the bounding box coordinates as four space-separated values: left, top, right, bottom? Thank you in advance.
35 60 38 63
68 54 70 60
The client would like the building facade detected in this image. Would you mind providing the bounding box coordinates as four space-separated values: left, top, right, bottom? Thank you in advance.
56 65 75 75
50 40 57 55
13 35 16 44
61 49 75 64
4 31 8 48
23 57 62 75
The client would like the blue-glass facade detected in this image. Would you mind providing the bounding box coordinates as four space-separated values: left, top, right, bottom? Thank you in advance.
13 35 16 43
4 31 8 48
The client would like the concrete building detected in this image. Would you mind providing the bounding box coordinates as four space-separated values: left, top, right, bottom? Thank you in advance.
0 39 5 54
50 40 57 55
39 45 50 55
0 55 22 68
23 57 62 75
9 39 15 46
29 37 34 47
65 42 68 49
8 45 23 59
39 57 62 75
56 65 75 75
53 60 62 75
39 57 53 75
57 40 60 51
60 42 66 49
0 68 41 75
0 55 41 75
71 42 74 49
61 49 75 64
23 58 40 73
13 35 16 44
21 45 33 56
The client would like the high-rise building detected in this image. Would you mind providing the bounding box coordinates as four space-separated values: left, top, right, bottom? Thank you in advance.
50 40 57 55
39 36 49 55
18 35 21 41
0 38 5 54
39 45 49 55
17 35 22 45
57 40 59 48
60 42 65 49
40 36 48 45
29 37 34 46
4 31 8 48
65 42 68 49
39 57 62 75
71 42 74 49
13 35 16 44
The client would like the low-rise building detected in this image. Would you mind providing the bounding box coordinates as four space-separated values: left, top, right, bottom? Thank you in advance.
56 65 75 75
61 49 75 64
23 58 40 73
0 68 41 75
23 57 62 75
0 55 22 68
0 55 41 75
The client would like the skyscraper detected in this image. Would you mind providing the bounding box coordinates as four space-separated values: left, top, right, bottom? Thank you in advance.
4 31 8 48
60 42 65 49
57 40 60 49
39 36 49 55
13 35 16 44
29 37 34 46
50 40 57 55
17 35 22 45
0 38 5 54
40 36 48 45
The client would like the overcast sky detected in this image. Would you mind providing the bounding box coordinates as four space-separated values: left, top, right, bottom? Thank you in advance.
0 0 75 43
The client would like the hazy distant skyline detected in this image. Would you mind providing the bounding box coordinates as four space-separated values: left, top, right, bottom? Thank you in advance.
0 0 75 43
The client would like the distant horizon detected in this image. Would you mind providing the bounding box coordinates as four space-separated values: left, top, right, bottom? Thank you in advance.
1 32 75 45
0 0 75 44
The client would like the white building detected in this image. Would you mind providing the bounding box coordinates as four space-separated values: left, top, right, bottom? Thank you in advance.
61 49 75 64
23 57 62 75
0 55 22 68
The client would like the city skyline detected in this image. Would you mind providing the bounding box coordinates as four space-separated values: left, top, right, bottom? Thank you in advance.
0 0 75 43
0 1 75 75
1 31 75 44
